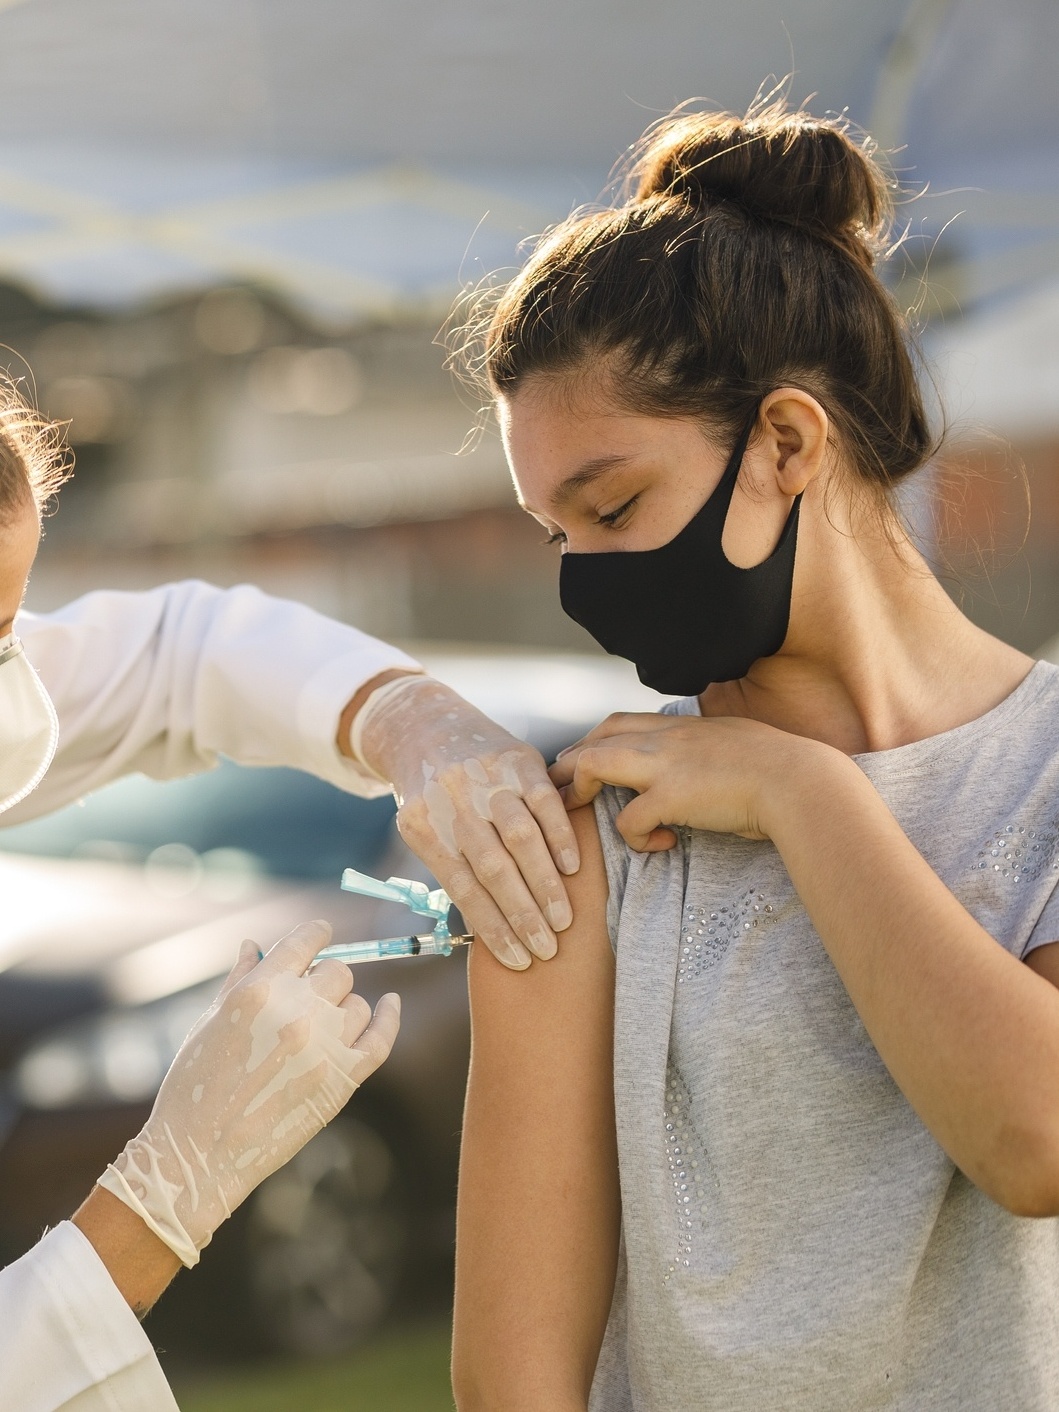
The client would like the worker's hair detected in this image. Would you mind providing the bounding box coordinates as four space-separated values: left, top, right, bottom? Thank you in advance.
0 377 70 524
457 100 937 498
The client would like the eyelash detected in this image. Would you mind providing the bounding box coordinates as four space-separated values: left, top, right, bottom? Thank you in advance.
544 496 639 546
599 496 638 527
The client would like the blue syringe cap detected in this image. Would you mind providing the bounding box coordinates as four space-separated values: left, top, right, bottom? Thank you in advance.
340 866 452 922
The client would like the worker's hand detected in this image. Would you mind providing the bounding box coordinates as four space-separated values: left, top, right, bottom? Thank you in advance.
97 920 399 1267
357 677 579 969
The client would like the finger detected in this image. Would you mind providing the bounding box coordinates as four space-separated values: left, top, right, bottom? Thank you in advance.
522 775 580 878
433 856 532 969
257 919 334 979
338 989 373 1044
549 752 578 788
555 712 673 758
214 937 261 1001
562 744 656 811
560 775 604 812
642 825 680 852
398 835 533 971
307 957 355 1005
551 734 659 793
489 790 573 932
344 992 402 1081
453 812 558 959
616 791 673 852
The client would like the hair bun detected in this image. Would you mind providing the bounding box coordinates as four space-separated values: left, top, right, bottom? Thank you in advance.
631 106 890 266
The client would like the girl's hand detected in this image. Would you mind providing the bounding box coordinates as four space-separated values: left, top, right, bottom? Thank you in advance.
549 712 824 851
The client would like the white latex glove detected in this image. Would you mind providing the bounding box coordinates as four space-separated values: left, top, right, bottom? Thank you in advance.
98 920 400 1267
356 676 580 969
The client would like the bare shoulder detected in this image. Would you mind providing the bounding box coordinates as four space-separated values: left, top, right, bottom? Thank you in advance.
468 804 612 1021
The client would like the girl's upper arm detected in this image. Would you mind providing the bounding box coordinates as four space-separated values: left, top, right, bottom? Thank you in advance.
452 804 619 1412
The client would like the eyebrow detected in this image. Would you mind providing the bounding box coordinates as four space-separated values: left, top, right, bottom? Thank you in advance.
549 453 632 509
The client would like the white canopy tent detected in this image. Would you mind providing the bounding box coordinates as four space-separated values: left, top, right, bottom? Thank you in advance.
0 0 1048 330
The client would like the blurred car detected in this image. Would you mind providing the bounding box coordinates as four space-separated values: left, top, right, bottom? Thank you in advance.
0 648 666 1358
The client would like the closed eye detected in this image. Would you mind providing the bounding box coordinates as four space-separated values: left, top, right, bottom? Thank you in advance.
541 495 640 547
597 495 639 528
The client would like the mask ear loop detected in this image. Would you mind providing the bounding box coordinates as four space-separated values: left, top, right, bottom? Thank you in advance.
712 406 763 549
711 408 761 512
716 404 804 569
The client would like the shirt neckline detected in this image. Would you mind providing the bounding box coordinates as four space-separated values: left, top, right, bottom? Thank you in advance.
673 659 1055 780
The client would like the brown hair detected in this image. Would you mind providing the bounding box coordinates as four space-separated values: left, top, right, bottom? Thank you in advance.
460 101 937 498
0 377 70 525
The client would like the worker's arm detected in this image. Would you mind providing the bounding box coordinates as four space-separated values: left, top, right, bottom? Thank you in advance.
10 580 421 821
71 1188 181 1319
0 1220 180 1412
12 584 579 970
452 805 619 1412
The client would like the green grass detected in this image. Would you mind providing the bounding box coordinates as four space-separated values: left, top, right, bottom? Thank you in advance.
171 1322 454 1412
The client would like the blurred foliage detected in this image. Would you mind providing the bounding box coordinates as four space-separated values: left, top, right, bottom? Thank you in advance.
171 1321 453 1412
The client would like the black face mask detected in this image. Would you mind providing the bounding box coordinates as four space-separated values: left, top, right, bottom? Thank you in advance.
558 416 803 696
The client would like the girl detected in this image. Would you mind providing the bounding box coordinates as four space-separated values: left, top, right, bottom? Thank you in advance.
452 103 1059 1410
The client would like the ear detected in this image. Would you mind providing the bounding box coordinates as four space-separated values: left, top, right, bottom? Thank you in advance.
750 388 830 498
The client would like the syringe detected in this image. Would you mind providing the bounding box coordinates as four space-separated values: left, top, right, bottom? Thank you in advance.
316 865 473 965
312 931 472 964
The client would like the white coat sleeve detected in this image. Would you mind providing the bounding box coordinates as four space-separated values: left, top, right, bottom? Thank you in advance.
0 1222 180 1412
4 580 421 824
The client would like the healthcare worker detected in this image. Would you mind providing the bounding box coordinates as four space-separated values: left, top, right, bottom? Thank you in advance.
0 388 578 1407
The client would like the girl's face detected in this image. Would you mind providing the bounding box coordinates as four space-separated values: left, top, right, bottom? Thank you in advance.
0 500 41 636
501 384 730 554
499 380 797 570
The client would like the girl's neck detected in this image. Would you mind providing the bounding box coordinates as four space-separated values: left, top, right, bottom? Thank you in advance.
701 499 1035 756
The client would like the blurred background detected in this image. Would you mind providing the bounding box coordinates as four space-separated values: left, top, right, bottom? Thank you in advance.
0 0 1057 1406
8 0 1059 654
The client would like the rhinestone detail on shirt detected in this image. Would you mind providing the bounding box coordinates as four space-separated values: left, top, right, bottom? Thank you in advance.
663 1063 712 1285
679 889 775 983
970 822 1059 885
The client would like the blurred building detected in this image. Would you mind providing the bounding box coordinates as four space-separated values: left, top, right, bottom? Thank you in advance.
18 285 595 649
920 280 1059 654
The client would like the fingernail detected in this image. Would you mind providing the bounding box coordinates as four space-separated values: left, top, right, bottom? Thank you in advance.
528 927 558 960
559 849 579 875
546 898 573 931
500 937 533 970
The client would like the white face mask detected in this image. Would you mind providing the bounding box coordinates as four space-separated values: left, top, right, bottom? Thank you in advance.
0 632 59 815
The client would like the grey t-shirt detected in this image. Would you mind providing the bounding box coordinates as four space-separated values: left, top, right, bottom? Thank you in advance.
590 661 1059 1411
